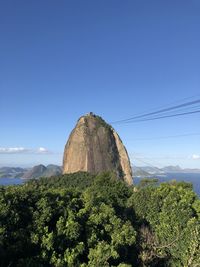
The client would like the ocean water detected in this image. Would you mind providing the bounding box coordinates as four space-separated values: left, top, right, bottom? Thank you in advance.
0 178 24 186
135 172 200 196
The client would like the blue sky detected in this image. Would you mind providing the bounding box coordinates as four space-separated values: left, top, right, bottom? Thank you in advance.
0 0 200 168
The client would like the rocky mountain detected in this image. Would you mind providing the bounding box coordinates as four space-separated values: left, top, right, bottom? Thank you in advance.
162 165 182 172
22 165 47 179
136 166 164 175
0 165 62 179
22 164 62 179
42 164 63 177
132 166 151 177
63 113 133 185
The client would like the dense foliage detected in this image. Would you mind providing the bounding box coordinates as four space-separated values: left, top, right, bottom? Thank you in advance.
0 172 200 266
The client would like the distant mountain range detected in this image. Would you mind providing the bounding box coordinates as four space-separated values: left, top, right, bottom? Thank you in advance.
0 164 200 179
0 165 62 179
22 164 62 179
0 167 26 178
133 165 200 177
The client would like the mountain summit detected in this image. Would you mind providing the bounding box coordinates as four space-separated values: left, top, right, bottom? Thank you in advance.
63 113 133 185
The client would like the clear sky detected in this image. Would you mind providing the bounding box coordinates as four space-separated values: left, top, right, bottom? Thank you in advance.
0 0 200 168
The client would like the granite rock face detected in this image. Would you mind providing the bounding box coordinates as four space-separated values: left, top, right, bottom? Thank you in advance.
63 113 133 185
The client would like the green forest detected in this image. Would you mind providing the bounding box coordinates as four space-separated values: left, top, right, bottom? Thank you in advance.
0 172 200 267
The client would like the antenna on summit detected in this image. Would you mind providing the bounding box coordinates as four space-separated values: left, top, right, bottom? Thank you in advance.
86 112 95 116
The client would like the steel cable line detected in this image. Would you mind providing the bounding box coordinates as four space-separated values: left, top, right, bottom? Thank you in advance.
111 93 200 124
132 132 200 141
111 99 200 124
129 103 200 119
121 109 200 124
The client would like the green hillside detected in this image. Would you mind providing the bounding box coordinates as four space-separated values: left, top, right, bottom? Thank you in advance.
0 172 200 266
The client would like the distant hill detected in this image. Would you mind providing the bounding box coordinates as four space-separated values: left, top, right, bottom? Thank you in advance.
1 164 200 180
22 164 62 179
132 165 200 177
0 167 27 178
162 165 182 172
133 166 164 175
132 167 151 177
43 164 63 177
161 165 200 173
22 165 47 179
0 165 62 179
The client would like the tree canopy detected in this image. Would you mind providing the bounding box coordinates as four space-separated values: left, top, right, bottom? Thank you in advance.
0 172 200 266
